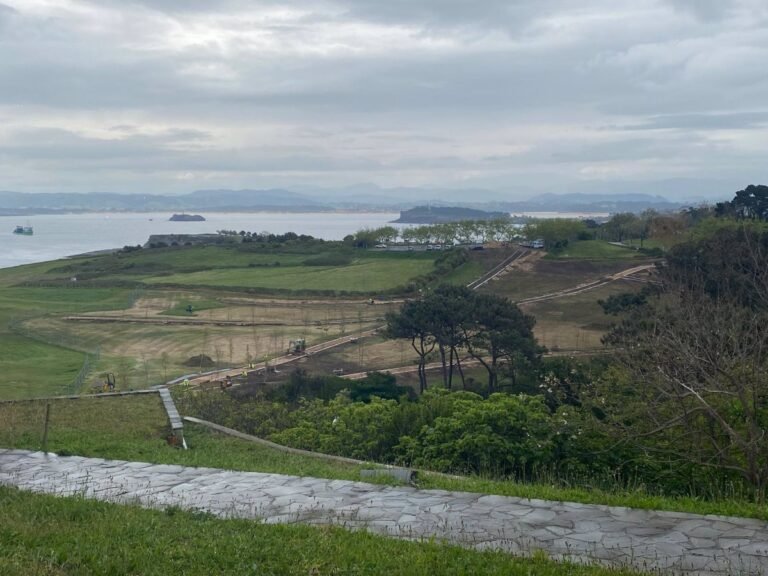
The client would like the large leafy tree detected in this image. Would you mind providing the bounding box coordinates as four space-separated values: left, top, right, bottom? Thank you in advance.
384 300 437 393
462 293 541 393
428 285 475 389
524 218 587 250
385 286 542 395
715 184 768 220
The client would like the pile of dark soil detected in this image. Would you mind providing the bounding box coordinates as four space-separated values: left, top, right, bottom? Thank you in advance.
183 354 215 368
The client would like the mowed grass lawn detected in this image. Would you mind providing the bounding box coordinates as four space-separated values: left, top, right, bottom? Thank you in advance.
545 240 647 260
0 336 85 399
0 285 131 399
143 258 435 292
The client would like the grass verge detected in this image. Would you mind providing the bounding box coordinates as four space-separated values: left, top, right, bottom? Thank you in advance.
0 485 642 576
0 395 766 521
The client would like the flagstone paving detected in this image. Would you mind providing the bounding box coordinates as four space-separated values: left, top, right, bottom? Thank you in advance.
1 449 767 575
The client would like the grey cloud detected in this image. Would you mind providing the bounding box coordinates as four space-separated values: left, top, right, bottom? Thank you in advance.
2 0 754 120
0 127 213 160
92 0 259 14
0 0 765 197
0 2 17 28
626 112 768 131
330 0 598 34
0 127 382 173
547 137 704 164
664 0 732 20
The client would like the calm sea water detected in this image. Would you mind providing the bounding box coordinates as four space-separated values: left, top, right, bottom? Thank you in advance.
0 210 606 270
0 212 400 270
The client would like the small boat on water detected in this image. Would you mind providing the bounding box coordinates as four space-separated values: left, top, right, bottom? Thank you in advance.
13 225 33 235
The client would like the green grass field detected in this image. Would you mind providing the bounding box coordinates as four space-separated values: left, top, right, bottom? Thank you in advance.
0 395 367 479
143 258 434 292
0 336 85 398
0 242 448 398
27 244 443 294
545 241 646 260
160 297 226 316
441 259 484 285
0 485 644 576
0 286 131 399
50 245 308 275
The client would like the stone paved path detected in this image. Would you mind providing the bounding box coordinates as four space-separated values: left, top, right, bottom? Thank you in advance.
1 449 767 575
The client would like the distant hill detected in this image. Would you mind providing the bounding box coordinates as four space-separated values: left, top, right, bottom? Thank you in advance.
169 213 205 221
0 188 686 216
392 206 509 224
0 189 326 214
498 193 683 214
185 189 325 210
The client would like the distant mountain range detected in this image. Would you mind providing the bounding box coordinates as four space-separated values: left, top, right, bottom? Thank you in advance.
0 187 689 216
499 193 681 214
393 206 510 224
0 189 325 214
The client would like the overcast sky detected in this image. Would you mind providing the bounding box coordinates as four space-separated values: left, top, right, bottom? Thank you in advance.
0 0 766 199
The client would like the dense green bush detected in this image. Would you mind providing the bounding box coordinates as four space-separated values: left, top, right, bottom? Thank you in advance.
179 362 756 498
266 370 412 404
271 396 402 461
397 393 559 475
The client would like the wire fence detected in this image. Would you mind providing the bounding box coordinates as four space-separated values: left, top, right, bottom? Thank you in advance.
126 287 144 309
66 346 101 395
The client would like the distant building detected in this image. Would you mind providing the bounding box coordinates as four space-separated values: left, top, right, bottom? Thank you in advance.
521 239 545 249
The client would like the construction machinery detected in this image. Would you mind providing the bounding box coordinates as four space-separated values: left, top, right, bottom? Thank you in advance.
287 338 306 354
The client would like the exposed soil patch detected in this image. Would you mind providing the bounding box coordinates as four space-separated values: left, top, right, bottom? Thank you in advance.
184 354 215 368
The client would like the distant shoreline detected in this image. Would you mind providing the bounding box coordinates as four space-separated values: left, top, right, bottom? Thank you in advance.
1 208 615 220
0 208 398 217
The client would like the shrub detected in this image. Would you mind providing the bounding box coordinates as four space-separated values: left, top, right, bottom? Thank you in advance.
398 393 559 475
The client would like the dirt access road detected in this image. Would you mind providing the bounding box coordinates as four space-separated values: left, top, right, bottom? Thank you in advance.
518 264 655 304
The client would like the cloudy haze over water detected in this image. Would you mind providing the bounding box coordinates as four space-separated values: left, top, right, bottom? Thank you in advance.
0 0 766 199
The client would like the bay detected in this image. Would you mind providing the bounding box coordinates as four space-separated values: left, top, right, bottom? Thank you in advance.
0 211 399 270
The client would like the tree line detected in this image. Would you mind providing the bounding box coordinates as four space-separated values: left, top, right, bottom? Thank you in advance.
384 285 542 394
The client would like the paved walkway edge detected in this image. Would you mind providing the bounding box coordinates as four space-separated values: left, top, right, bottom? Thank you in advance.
1 449 767 575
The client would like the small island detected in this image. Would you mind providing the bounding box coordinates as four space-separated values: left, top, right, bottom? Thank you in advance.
392 206 509 224
169 213 206 222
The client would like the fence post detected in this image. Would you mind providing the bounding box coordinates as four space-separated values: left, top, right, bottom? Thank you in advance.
41 402 51 452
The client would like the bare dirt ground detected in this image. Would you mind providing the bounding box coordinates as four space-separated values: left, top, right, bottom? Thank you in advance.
23 292 391 390
519 264 655 304
488 257 655 301
18 250 651 391
523 281 640 351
